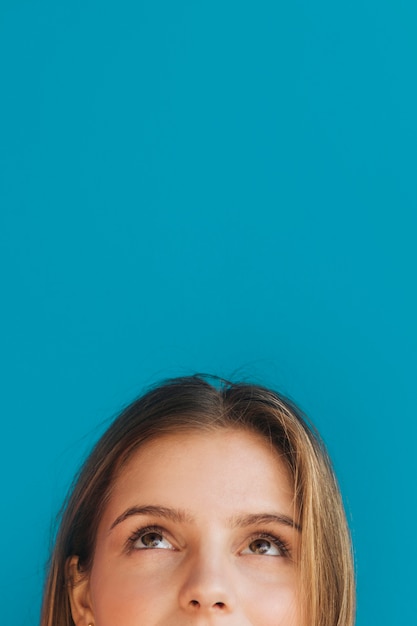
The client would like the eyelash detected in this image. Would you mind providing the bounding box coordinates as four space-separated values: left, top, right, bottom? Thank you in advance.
126 524 168 553
247 532 290 558
125 525 290 558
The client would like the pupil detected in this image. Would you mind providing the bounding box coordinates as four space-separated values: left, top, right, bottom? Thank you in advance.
143 532 162 547
251 539 270 554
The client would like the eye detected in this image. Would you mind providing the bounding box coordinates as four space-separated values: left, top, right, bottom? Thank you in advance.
241 534 288 557
129 526 175 550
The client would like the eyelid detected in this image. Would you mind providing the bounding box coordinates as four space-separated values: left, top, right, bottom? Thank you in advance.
124 524 292 558
241 531 291 558
125 524 176 553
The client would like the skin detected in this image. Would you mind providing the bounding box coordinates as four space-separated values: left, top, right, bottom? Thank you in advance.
69 429 301 626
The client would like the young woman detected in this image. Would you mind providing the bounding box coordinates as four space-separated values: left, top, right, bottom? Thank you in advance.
40 375 355 626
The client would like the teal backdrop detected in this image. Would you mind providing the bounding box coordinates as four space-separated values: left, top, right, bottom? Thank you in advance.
1 1 416 624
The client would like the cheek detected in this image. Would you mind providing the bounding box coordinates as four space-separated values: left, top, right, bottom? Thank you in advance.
89 569 138 624
89 563 301 626
239 574 300 626
89 556 177 625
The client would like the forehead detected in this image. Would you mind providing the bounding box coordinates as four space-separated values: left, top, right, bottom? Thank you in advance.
102 429 295 527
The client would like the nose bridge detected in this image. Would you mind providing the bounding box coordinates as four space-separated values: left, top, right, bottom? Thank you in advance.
178 541 236 613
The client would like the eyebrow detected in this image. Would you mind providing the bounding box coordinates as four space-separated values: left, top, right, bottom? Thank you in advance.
230 512 301 532
109 505 194 530
109 505 301 532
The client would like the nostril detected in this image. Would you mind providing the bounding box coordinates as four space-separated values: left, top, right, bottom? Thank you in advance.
189 599 226 609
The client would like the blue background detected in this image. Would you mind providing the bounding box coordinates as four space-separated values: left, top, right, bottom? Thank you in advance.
1 1 416 624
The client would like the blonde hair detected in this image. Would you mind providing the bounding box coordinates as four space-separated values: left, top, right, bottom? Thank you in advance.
41 375 355 626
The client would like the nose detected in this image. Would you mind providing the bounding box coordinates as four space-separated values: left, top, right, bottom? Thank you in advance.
178 549 236 614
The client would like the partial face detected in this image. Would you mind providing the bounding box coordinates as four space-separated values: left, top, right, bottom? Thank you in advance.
69 429 301 626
